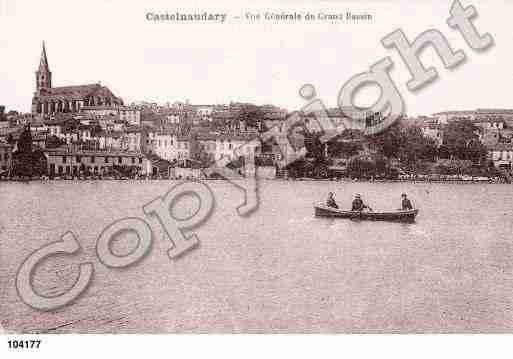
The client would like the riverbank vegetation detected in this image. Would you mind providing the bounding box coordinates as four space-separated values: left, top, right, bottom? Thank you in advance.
284 120 507 182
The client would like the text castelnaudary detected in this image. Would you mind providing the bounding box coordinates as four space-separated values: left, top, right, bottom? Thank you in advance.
146 12 227 23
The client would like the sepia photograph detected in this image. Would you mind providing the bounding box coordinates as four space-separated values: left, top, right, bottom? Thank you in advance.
1 0 513 356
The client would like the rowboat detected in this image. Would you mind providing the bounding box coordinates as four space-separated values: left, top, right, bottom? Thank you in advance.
314 204 419 223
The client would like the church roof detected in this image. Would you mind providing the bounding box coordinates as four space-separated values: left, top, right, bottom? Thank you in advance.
47 84 108 96
36 83 120 101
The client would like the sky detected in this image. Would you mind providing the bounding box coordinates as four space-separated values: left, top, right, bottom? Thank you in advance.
0 0 511 116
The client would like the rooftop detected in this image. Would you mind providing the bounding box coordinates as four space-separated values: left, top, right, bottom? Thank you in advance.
44 147 144 157
36 83 121 101
488 143 513 151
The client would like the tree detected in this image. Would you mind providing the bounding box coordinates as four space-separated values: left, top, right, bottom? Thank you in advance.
397 127 438 170
304 131 327 164
370 124 402 158
189 135 212 168
238 106 263 131
6 133 14 145
327 138 363 158
369 123 437 173
12 124 47 177
17 123 33 153
442 120 486 162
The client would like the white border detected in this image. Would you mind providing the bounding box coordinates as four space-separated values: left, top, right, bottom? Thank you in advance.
1 334 511 359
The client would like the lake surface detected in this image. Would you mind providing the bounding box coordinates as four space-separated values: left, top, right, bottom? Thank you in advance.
1 180 513 333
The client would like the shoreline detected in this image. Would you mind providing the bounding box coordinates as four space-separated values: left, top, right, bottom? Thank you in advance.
0 177 508 184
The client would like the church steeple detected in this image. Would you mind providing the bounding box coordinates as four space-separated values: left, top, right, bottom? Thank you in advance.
36 41 51 91
40 41 49 68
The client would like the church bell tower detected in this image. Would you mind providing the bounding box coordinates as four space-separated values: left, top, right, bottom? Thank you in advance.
36 41 52 92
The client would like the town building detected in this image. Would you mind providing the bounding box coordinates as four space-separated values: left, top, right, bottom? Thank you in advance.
480 130 500 147
418 118 444 147
165 112 181 125
147 129 262 165
123 127 147 152
43 148 148 176
488 143 513 170
147 130 189 161
81 105 141 126
472 117 506 130
0 106 8 128
0 143 13 174
80 105 119 117
119 106 141 126
433 109 513 125
193 105 215 122
45 118 67 137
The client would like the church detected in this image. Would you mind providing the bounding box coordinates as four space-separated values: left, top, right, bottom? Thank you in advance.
31 42 123 115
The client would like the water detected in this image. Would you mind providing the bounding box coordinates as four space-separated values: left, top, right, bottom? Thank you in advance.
1 180 513 333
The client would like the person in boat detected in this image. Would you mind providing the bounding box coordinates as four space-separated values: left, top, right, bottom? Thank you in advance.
401 193 413 210
351 194 372 211
326 192 339 209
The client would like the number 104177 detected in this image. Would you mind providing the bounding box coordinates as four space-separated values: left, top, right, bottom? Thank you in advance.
7 339 41 349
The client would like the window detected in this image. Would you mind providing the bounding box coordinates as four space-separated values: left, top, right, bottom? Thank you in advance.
62 156 67 163
105 156 109 163
118 157 123 164
131 157 135 164
76 156 81 162
91 156 95 163
139 157 142 164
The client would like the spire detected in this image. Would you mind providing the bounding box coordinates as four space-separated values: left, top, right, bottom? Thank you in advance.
36 40 51 90
39 41 49 69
